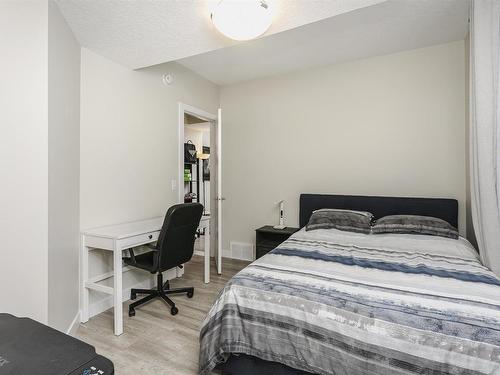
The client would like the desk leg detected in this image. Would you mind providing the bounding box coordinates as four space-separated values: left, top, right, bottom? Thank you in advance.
113 242 123 336
81 236 90 323
204 224 210 284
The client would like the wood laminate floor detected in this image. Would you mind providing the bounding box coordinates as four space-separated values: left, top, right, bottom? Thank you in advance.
76 256 249 375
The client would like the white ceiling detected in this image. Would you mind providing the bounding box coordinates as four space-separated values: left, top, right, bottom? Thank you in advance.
56 0 385 69
178 0 469 85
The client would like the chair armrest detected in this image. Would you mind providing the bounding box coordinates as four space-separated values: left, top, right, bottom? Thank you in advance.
128 248 137 263
125 245 157 265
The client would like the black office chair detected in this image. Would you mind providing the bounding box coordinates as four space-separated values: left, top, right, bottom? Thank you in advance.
123 203 203 317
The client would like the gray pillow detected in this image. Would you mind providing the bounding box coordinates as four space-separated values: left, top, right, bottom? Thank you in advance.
372 215 459 239
306 209 373 234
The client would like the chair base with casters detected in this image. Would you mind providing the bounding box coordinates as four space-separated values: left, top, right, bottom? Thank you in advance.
123 245 196 317
128 271 194 317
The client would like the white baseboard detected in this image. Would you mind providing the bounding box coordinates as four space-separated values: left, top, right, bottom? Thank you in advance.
196 248 253 261
226 242 254 261
222 248 231 258
194 249 213 257
66 311 81 336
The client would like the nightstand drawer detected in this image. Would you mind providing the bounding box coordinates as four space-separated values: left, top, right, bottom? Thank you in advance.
256 244 278 259
256 238 282 248
255 225 299 259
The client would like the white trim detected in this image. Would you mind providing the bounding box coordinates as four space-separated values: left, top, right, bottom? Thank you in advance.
178 103 185 204
222 248 253 261
182 103 217 122
216 108 223 274
177 102 217 204
194 249 204 257
178 103 218 282
194 249 216 258
229 241 254 261
66 311 81 336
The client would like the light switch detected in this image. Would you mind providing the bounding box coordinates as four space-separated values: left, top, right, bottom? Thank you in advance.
171 179 177 191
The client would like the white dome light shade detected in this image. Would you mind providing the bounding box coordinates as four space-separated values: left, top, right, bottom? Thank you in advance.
211 0 274 41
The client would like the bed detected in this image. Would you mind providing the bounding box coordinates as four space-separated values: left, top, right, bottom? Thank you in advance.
199 194 500 375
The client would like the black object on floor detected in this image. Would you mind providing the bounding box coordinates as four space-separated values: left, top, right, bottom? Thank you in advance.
218 354 316 375
0 313 114 375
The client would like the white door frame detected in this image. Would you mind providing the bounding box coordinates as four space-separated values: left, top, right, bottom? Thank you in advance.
178 102 217 204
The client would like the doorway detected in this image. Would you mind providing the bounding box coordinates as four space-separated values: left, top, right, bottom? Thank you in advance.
178 103 222 275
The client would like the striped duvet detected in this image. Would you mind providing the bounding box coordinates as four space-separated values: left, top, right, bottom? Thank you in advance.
199 228 500 375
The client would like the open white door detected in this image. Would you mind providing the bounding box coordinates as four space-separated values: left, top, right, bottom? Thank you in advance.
216 108 223 274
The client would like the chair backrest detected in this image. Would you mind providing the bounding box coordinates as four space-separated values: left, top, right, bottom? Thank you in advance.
156 203 203 272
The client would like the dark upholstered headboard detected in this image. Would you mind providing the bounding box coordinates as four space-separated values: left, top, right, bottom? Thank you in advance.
299 194 458 229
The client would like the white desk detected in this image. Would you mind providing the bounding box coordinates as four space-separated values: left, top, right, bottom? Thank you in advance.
80 215 210 336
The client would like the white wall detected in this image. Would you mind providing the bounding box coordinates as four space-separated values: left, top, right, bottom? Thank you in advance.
220 41 467 255
47 0 81 332
184 126 204 154
0 1 81 331
0 0 49 323
80 48 219 309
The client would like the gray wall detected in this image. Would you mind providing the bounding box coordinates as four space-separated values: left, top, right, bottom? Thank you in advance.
48 0 81 332
220 41 467 258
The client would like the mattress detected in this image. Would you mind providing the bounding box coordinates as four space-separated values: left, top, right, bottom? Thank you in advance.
199 228 500 375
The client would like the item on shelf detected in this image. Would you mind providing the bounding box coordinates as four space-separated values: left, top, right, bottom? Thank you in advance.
184 140 197 164
202 146 210 181
184 192 197 203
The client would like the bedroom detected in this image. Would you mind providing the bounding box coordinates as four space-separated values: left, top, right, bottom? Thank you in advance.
0 0 499 374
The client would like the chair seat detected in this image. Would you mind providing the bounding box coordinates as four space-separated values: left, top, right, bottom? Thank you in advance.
123 251 157 273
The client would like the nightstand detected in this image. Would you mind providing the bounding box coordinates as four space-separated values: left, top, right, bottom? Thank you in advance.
255 226 300 259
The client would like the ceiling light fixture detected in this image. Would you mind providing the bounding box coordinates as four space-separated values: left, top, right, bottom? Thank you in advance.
211 0 274 41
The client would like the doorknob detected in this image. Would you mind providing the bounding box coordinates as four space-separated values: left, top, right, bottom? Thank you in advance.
217 197 226 201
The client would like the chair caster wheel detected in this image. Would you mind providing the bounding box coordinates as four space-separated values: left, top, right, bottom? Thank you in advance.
129 309 135 317
187 291 194 298
171 306 178 316
131 293 136 300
